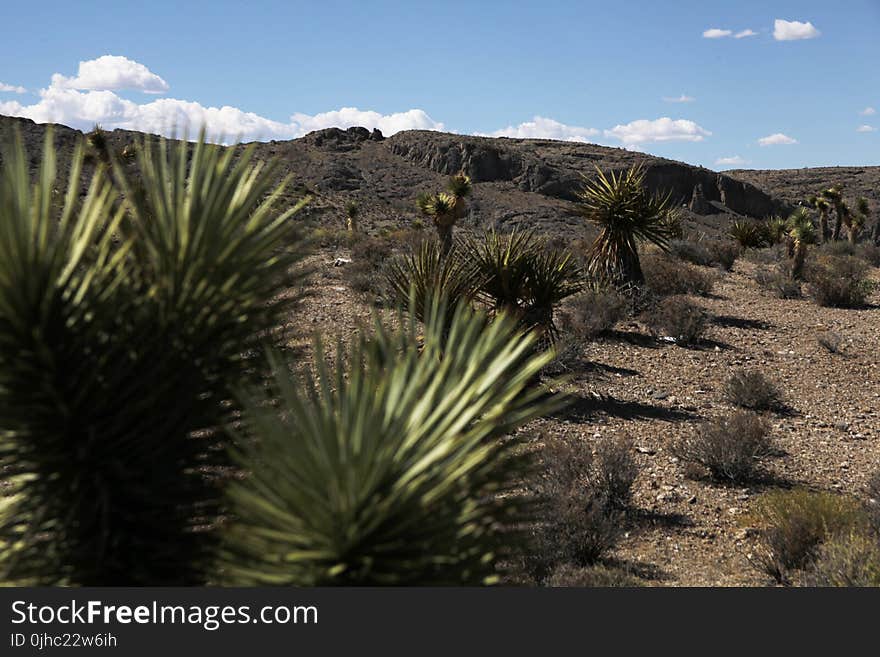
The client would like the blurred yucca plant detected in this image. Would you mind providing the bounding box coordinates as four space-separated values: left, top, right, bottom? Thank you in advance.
575 164 674 286
0 128 307 585
220 297 563 585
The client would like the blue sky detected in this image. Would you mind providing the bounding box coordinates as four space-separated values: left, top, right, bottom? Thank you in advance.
1 0 877 170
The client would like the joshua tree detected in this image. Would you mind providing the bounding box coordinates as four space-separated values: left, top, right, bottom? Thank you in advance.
787 207 817 279
344 200 360 232
821 185 847 241
807 195 831 242
576 163 674 286
416 173 472 255
855 197 877 245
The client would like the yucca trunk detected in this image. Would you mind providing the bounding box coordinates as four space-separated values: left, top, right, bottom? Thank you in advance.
792 242 807 279
832 205 844 241
436 219 454 256
819 211 830 242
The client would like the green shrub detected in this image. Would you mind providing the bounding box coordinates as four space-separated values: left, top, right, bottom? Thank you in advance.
672 411 773 483
643 295 708 345
0 129 307 585
221 298 562 585
642 254 715 296
723 369 784 411
800 532 880 587
751 489 868 583
806 255 875 308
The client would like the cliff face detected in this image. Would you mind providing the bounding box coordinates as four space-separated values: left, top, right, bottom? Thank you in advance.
1 115 792 237
386 131 784 217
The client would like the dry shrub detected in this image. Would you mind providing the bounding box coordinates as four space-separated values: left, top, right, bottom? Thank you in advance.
672 411 773 483
643 295 708 346
816 331 843 354
560 287 628 339
751 489 868 584
545 563 642 587
707 239 740 271
754 266 802 299
800 532 880 587
856 243 880 267
806 255 874 308
723 369 783 411
524 436 638 582
669 238 739 271
642 254 715 296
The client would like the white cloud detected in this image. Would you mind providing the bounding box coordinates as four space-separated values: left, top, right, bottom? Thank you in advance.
856 125 877 133
0 82 27 94
0 55 447 142
50 55 170 94
758 132 798 146
703 28 732 39
773 19 820 41
663 94 695 103
860 107 876 116
482 116 599 142
1 85 444 142
715 155 749 166
734 29 758 39
604 117 711 146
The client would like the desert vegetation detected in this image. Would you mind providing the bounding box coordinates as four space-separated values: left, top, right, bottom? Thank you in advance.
1 121 879 588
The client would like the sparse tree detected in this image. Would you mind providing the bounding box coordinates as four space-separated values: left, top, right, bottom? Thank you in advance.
821 185 847 241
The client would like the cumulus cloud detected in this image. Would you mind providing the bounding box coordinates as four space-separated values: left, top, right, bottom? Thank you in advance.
860 107 876 116
734 29 758 38
481 116 599 142
702 28 732 39
758 133 798 146
0 56 445 142
715 155 749 166
773 19 820 41
50 55 170 94
0 82 27 94
856 125 877 133
604 117 711 146
663 94 695 103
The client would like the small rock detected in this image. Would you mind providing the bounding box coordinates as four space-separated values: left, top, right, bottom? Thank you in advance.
333 257 352 267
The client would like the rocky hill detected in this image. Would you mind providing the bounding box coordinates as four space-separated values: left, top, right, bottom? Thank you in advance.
727 166 880 210
0 114 808 238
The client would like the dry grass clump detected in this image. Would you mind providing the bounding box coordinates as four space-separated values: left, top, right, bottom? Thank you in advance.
751 489 869 584
669 238 739 271
754 266 802 299
545 563 643 587
723 369 784 411
672 411 773 483
800 532 880 587
642 295 708 346
642 253 715 296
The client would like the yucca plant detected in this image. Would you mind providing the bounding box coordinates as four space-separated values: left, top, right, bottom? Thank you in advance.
787 207 817 280
0 128 308 585
344 200 360 232
384 239 482 325
821 185 847 241
220 296 564 585
728 219 768 249
808 195 831 242
766 215 789 246
463 229 583 341
416 173 472 255
575 164 674 286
